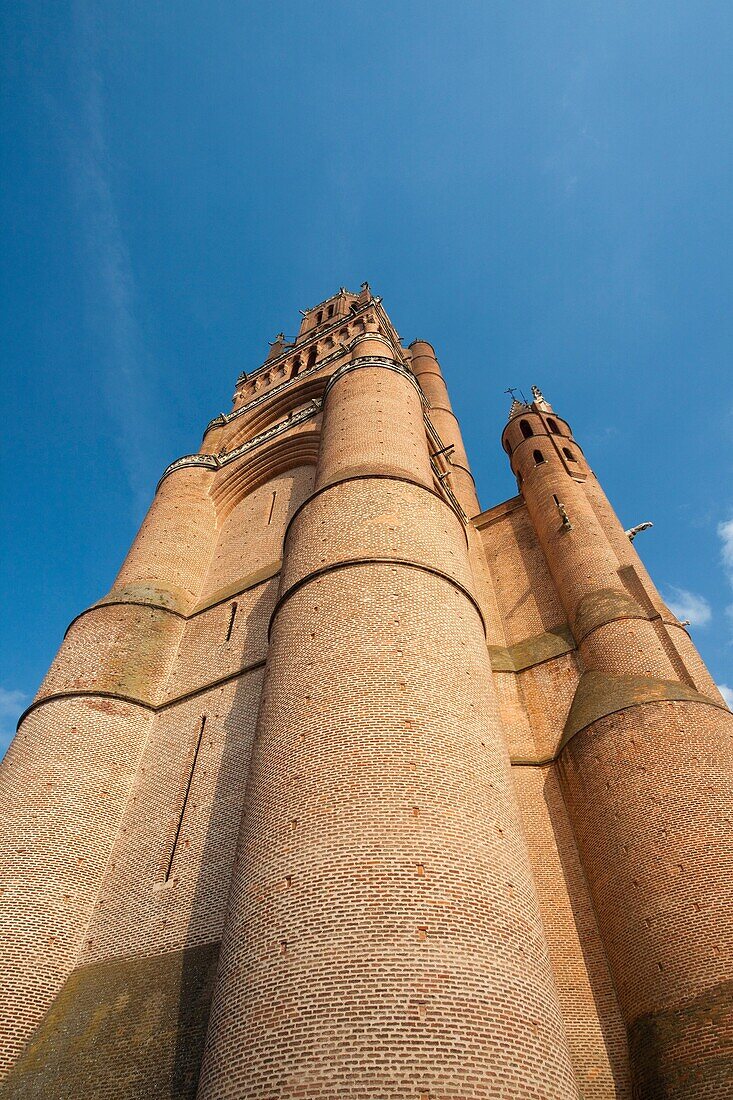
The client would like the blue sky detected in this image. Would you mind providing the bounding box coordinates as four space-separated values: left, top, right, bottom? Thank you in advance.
2 2 732 753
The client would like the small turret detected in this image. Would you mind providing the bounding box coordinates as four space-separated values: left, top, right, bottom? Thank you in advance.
501 389 588 494
500 384 733 1099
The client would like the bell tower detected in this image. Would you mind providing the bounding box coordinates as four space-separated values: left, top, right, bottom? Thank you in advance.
1 293 731 1100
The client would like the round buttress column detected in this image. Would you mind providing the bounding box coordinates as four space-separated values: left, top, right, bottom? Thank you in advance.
199 346 578 1098
0 464 217 1080
506 409 733 1098
410 340 480 517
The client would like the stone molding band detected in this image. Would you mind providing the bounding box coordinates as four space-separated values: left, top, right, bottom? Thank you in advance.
269 558 487 640
423 409 474 483
15 659 267 732
159 353 421 492
577 611 684 647
63 601 188 638
427 402 461 421
205 345 343 437
571 588 683 645
63 564 282 639
283 473 470 553
158 400 322 490
422 416 471 520
559 669 730 750
322 356 426 404
229 297 382 398
488 624 575 672
412 369 445 387
510 672 730 767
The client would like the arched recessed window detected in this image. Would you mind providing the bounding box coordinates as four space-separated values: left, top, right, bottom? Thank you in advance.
315 310 323 325
533 449 545 465
327 304 334 318
292 355 302 375
547 417 560 434
307 346 317 369
520 419 533 439
562 447 577 463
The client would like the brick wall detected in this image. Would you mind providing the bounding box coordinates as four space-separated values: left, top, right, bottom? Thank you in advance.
198 353 579 1098
4 296 732 1097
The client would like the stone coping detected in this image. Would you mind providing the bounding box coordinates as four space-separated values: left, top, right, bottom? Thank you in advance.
488 624 575 672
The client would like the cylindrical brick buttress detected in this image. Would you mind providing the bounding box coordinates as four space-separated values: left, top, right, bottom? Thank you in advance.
0 465 216 1079
198 340 578 1099
505 407 733 1099
409 339 480 518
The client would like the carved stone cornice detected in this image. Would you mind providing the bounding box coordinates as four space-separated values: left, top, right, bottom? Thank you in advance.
205 352 336 437
205 298 401 437
323 356 425 403
158 400 322 490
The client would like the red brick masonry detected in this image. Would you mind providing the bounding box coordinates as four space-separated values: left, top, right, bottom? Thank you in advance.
1 288 730 1099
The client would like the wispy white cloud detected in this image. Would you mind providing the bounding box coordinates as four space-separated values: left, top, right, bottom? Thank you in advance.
718 684 733 710
718 518 733 581
67 2 160 512
717 518 733 636
0 687 28 758
665 586 712 627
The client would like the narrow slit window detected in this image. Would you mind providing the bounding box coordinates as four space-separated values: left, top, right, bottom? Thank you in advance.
225 603 238 642
165 716 206 881
533 449 545 465
520 419 533 439
267 491 277 524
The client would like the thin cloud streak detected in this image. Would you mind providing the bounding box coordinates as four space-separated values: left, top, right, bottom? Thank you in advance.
68 1 159 512
664 585 712 627
718 684 733 710
717 517 733 636
719 517 733 580
0 687 28 758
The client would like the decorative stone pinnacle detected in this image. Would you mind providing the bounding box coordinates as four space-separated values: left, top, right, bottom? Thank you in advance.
531 384 552 411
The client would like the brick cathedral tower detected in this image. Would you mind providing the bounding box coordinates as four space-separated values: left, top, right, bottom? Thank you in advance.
1 288 731 1099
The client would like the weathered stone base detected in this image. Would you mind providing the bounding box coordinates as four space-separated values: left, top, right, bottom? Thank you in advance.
628 979 733 1100
1 942 219 1099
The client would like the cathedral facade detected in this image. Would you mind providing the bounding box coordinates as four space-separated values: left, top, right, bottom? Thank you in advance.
1 287 731 1098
